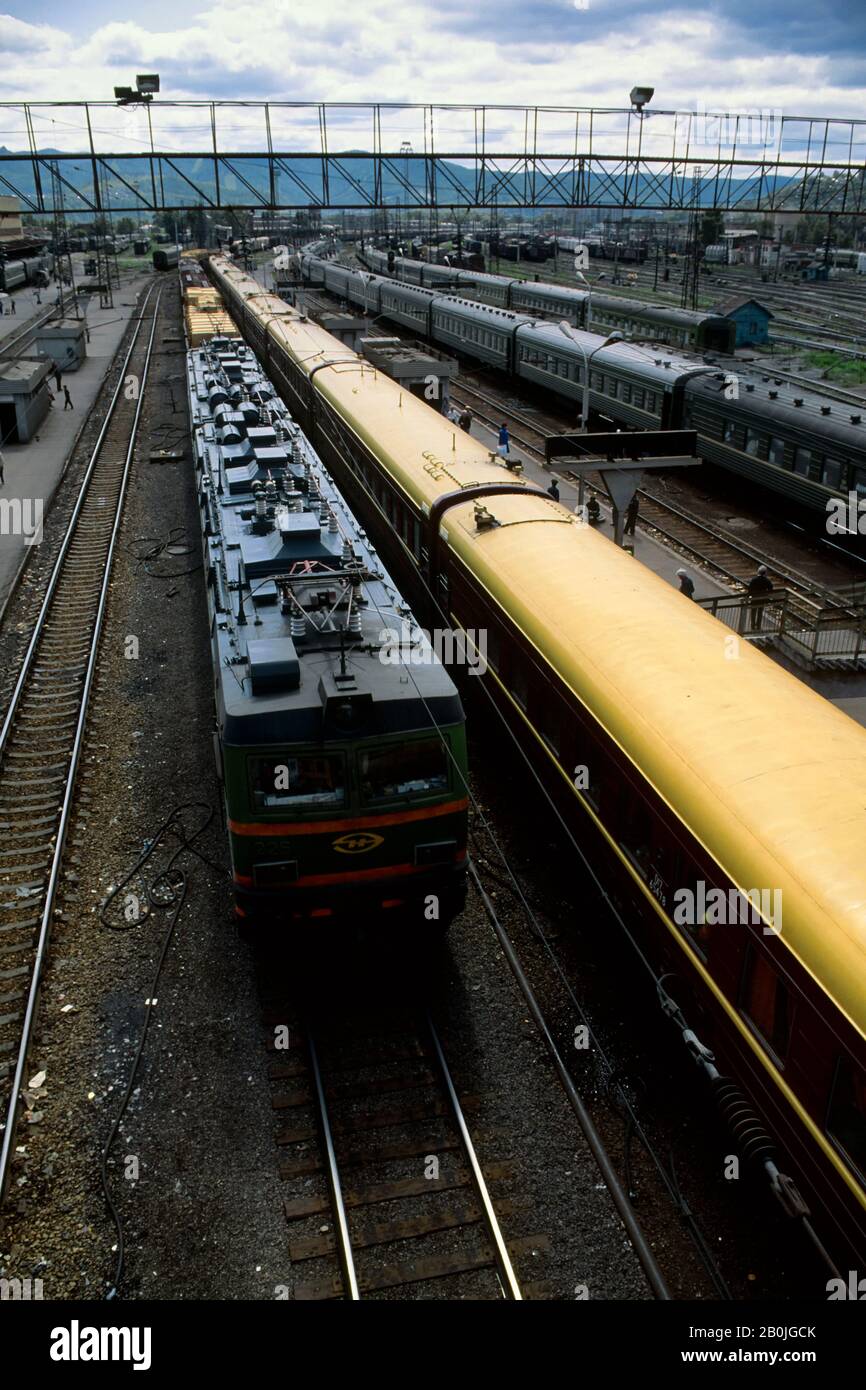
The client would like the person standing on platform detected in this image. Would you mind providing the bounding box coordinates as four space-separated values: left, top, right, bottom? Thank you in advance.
624 496 639 536
458 407 472 433
676 568 695 600
63 385 73 410
547 479 560 501
498 422 510 456
54 368 62 393
747 565 773 630
9 298 15 316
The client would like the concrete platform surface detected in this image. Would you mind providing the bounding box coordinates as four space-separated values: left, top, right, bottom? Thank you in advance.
0 273 153 611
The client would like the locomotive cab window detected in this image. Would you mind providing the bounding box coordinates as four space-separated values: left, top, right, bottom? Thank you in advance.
740 945 792 1061
359 739 448 804
826 1056 866 1181
249 754 346 812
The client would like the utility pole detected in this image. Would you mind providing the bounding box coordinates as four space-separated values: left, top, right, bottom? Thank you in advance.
681 166 702 310
50 160 78 319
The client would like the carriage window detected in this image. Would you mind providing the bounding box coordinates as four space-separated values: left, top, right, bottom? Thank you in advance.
854 468 866 499
740 946 791 1060
670 857 709 957
537 701 561 756
633 387 646 408
793 447 812 477
827 1057 866 1180
249 754 346 811
823 457 843 489
621 382 632 402
510 664 528 711
768 437 786 466
607 378 619 398
619 790 652 878
723 420 735 443
745 428 768 459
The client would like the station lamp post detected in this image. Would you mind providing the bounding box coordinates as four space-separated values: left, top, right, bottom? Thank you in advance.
557 321 623 507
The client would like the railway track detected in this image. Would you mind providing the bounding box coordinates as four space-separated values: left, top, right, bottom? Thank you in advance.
269 1005 529 1300
0 283 162 1200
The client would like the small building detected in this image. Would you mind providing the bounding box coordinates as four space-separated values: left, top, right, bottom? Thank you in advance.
35 318 87 372
320 313 369 351
715 296 773 348
801 262 830 282
0 357 53 443
0 195 23 241
358 337 459 411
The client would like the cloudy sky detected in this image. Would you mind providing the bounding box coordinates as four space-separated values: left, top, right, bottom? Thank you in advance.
1 1 864 156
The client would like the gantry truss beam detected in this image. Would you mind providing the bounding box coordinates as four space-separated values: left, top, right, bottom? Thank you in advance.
2 101 865 215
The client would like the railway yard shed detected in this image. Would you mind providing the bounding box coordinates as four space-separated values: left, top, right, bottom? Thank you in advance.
713 296 774 347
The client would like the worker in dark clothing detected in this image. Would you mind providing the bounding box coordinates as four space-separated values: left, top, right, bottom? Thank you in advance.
63 385 73 410
458 408 472 433
747 565 773 630
624 496 639 535
547 479 560 501
676 568 696 600
54 368 62 392
498 422 510 455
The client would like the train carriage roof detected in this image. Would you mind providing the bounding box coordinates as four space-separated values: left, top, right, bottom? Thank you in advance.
518 319 709 385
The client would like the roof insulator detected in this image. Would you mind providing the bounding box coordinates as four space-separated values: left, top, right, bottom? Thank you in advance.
821 405 831 415
769 390 778 399
793 398 803 406
851 414 862 424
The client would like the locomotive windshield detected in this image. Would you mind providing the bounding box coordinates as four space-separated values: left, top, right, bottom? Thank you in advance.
360 739 448 804
249 754 345 811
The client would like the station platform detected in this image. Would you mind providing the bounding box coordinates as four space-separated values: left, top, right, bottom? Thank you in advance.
0 272 153 615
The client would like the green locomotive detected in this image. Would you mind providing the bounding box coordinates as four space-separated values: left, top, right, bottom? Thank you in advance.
188 337 468 926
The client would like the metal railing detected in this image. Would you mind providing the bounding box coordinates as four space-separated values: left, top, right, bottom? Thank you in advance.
698 589 866 669
4 101 866 214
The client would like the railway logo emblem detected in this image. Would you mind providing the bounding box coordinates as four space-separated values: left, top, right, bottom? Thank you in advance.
333 832 384 854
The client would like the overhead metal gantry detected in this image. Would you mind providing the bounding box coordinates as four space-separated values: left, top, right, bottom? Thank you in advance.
2 101 864 216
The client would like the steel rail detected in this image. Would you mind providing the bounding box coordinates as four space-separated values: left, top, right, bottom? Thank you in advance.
305 1029 360 1301
425 1014 523 1301
0 284 157 762
0 286 162 1202
467 861 671 1301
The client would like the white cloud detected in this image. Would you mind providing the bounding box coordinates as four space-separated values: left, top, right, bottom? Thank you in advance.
0 0 863 160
